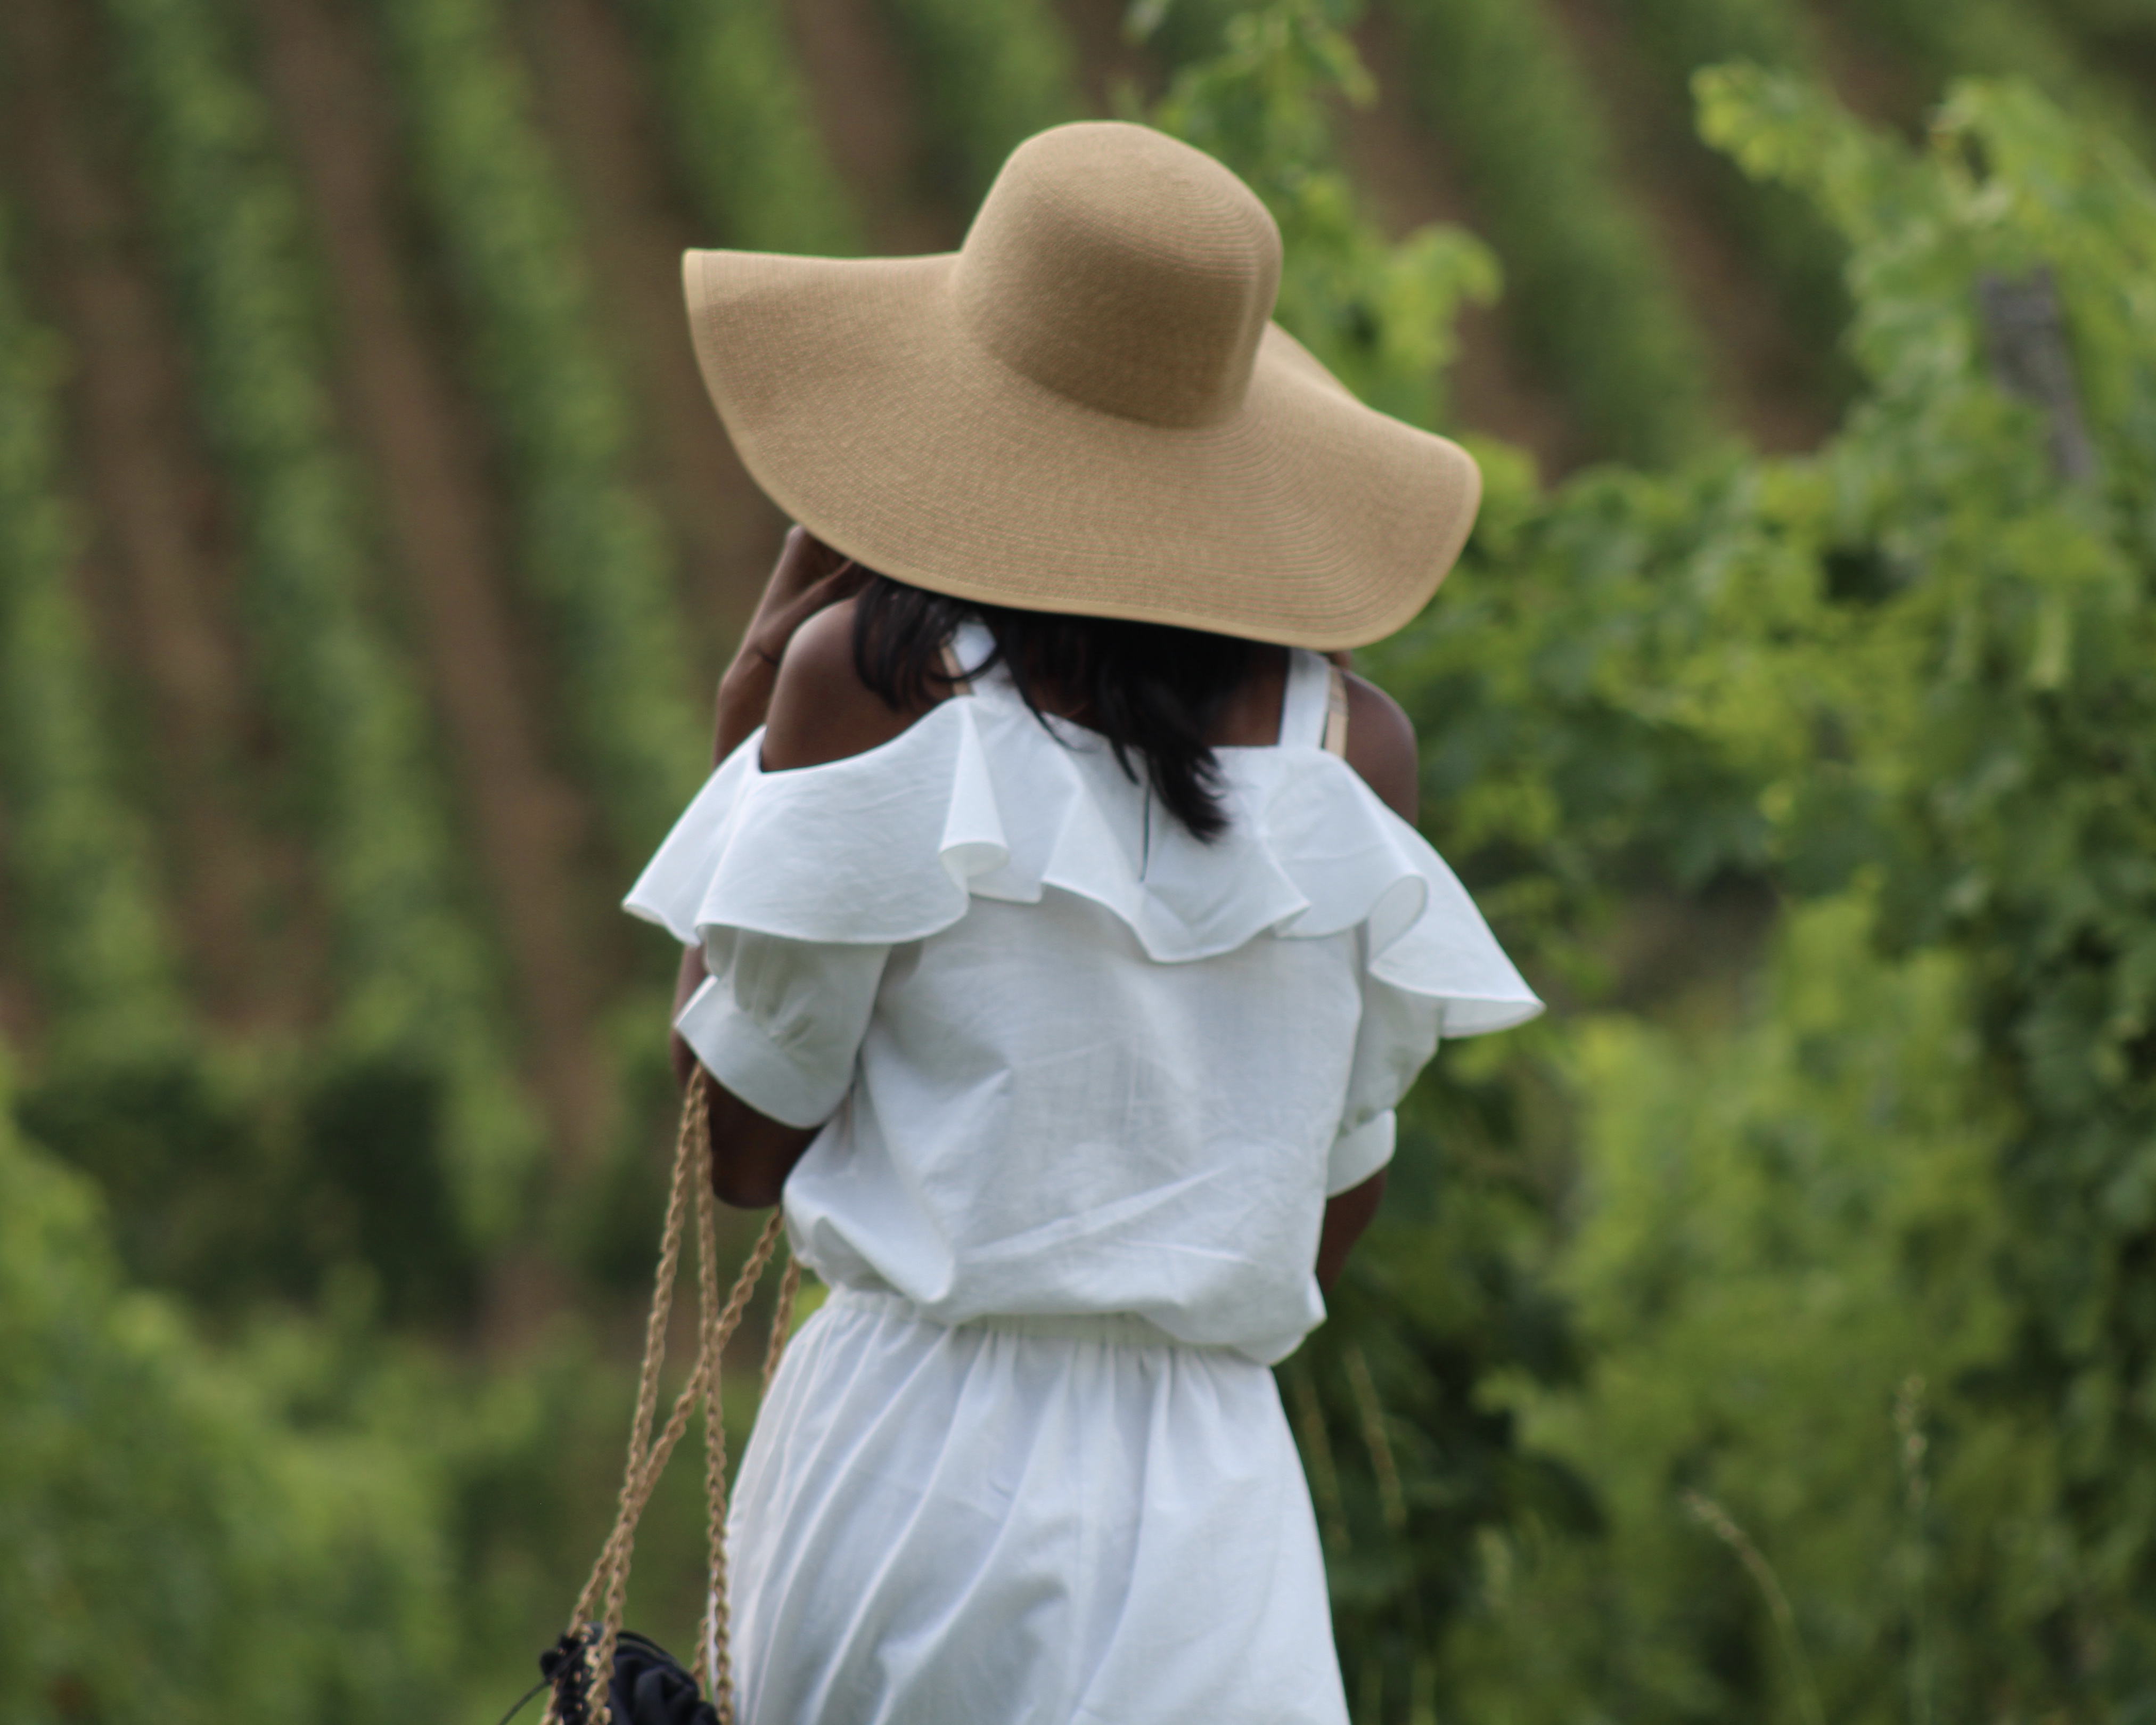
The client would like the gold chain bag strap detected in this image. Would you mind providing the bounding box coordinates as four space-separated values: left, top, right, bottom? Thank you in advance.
535 1078 801 1725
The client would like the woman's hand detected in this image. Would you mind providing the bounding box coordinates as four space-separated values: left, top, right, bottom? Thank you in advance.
711 526 870 764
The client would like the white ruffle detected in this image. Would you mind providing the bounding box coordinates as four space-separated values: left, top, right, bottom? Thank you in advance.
624 694 1542 1039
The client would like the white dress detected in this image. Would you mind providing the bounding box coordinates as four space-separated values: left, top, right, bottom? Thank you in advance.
624 628 1540 1725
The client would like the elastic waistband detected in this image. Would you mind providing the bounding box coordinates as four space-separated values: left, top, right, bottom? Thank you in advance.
823 1284 1195 1350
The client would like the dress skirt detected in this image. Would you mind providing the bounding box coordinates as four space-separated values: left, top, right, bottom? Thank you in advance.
723 1286 1350 1725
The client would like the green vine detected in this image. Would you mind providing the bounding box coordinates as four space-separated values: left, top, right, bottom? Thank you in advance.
617 0 862 254
100 0 537 1244
877 0 1085 205
0 211 181 1060
1380 0 1721 466
369 0 705 861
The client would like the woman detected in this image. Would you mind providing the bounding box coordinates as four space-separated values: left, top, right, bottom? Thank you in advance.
625 121 1541 1725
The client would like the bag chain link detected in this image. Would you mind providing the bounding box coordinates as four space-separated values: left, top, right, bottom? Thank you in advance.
544 1079 798 1725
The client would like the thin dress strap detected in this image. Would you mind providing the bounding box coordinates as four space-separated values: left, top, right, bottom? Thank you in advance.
942 619 995 696
1323 663 1349 758
1277 648 1327 747
938 639 974 695
1278 648 1349 754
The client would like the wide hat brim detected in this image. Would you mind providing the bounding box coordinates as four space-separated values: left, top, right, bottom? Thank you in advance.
684 248 1481 651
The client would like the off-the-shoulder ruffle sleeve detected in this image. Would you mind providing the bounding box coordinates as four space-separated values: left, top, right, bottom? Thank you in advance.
622 701 995 950
673 933 887 1129
1327 1111 1397 1195
624 694 1542 1045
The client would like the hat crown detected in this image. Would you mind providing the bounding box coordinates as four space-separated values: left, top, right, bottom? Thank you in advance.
951 122 1283 430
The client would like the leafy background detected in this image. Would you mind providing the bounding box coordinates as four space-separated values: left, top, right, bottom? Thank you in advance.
3 0 2154 1720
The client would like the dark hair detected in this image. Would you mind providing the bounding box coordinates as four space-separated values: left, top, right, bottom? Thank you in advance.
852 573 1257 841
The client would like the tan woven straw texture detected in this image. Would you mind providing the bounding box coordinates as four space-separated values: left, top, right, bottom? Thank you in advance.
684 120 1481 651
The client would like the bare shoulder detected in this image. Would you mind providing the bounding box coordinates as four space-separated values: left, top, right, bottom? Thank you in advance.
1341 671 1418 825
760 598 942 771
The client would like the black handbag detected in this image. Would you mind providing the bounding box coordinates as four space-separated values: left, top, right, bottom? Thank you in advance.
534 1628 715 1725
498 1081 799 1725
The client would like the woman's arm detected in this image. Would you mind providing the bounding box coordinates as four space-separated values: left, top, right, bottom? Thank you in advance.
1317 1171 1386 1293
708 525 870 766
669 527 876 1208
1314 672 1420 1284
671 945 818 1209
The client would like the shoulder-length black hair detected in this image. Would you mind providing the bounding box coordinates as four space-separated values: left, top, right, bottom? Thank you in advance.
851 572 1257 841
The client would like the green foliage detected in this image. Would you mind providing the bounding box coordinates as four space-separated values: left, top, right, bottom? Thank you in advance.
1636 0 1814 67
1729 76 2156 1701
369 0 704 860
1851 0 2150 156
2044 0 2156 36
1135 0 1249 68
1293 1029 1594 1722
1145 0 1498 430
0 1048 458 1725
18 1047 304 1312
1610 0 1856 406
1446 902 2023 1724
1343 66 2156 1721
97 0 537 1249
618 0 863 254
0 1025 796 1724
876 0 1085 206
0 211 182 1060
1380 0 1721 466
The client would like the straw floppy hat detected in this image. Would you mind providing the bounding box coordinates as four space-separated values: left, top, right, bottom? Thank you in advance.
683 121 1480 651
